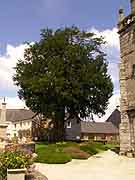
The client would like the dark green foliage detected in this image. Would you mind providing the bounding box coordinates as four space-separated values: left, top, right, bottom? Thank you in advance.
13 27 113 141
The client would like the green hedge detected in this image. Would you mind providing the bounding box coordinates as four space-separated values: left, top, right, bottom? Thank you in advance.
35 144 72 164
35 142 117 164
80 144 99 155
80 143 113 155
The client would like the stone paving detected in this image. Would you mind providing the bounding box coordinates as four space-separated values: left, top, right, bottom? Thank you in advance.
35 150 135 180
26 171 48 180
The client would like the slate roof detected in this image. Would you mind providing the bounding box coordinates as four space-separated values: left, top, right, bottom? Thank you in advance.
106 109 121 128
5 109 35 122
81 121 119 134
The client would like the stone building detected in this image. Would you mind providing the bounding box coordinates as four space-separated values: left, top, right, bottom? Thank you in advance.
0 102 35 142
118 0 135 154
65 116 119 142
106 108 121 128
0 101 52 142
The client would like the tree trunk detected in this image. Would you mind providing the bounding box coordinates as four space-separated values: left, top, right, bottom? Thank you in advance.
51 108 65 142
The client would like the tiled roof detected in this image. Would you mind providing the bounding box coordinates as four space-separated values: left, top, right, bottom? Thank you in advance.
81 121 119 134
106 109 121 128
5 109 35 122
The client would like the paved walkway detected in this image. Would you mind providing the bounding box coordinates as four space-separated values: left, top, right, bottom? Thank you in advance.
35 150 135 180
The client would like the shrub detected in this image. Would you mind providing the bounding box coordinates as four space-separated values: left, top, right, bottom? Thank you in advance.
36 151 71 164
35 142 116 164
80 143 116 155
64 147 90 159
80 144 99 155
0 149 33 180
36 144 72 164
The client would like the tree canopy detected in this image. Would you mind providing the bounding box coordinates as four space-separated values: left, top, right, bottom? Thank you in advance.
13 27 113 140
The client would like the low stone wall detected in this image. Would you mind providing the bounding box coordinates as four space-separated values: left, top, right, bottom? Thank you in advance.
7 168 26 180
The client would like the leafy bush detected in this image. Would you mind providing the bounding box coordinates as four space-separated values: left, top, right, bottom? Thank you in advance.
0 149 33 180
64 147 90 159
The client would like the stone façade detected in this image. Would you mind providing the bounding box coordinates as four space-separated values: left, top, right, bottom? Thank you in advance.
118 0 135 154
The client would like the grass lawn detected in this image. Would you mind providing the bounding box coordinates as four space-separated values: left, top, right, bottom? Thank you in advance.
35 141 118 164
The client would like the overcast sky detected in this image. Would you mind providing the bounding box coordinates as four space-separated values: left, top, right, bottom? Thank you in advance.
0 0 131 120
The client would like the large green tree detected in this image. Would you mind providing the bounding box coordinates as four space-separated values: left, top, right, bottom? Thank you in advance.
13 27 113 141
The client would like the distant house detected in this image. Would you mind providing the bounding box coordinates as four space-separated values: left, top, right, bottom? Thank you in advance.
65 116 119 142
0 101 43 142
0 102 55 142
6 109 35 140
106 108 121 128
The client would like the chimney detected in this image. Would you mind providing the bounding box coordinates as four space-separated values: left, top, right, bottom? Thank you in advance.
131 0 135 14
0 98 6 123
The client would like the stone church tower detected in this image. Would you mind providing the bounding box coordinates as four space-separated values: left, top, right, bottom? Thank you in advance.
118 0 135 155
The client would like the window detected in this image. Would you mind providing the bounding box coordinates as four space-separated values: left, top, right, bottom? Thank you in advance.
67 121 71 128
94 136 97 141
83 135 89 141
20 122 22 127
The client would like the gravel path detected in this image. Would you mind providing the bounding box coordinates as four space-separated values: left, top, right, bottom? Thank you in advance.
35 150 135 180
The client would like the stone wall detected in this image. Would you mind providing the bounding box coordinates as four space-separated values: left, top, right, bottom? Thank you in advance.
118 4 135 154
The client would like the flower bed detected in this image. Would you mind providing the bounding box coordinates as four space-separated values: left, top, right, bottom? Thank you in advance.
0 147 33 180
5 142 35 153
